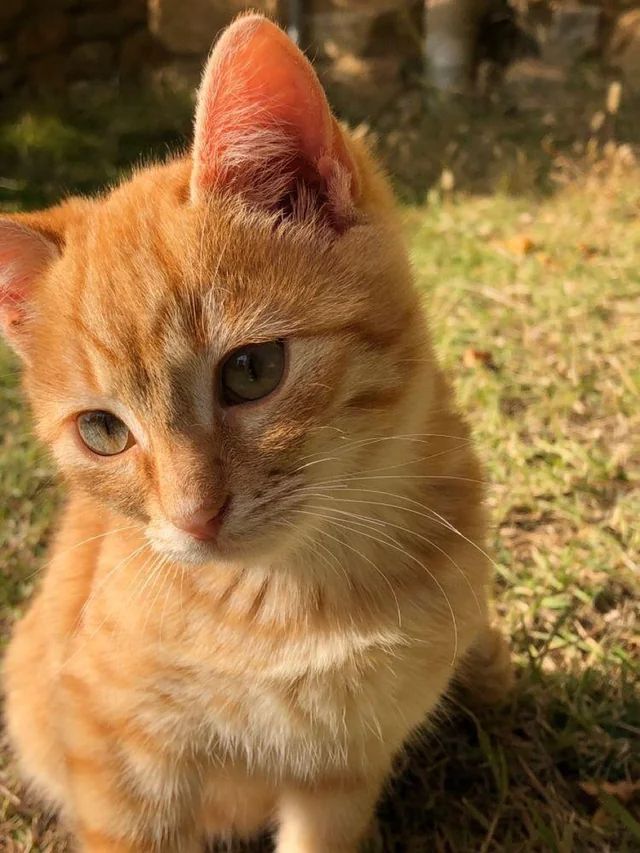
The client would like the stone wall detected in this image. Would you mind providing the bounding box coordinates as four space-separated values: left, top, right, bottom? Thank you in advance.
0 0 155 98
147 0 424 111
147 0 279 93
302 0 424 113
0 0 424 104
2 1 639 104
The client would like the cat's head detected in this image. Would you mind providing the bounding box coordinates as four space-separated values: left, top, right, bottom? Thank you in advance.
0 15 427 566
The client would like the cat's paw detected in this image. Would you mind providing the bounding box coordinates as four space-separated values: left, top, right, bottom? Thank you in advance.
458 624 514 706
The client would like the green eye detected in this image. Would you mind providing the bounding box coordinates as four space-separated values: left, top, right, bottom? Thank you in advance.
220 341 285 405
77 411 132 456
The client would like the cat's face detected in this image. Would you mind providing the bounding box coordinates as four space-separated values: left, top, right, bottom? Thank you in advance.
0 16 421 566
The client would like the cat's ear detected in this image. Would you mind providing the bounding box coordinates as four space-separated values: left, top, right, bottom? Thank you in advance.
0 219 59 356
190 14 359 231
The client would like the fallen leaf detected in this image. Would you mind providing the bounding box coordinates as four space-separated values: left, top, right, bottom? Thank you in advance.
578 242 599 259
534 251 557 269
592 805 610 827
491 234 536 257
580 780 640 831
462 348 496 370
580 780 640 802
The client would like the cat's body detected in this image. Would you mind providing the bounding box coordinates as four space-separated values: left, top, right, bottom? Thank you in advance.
1 16 511 852
7 483 485 849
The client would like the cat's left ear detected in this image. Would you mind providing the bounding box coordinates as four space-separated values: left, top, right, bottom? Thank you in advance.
0 219 60 356
190 14 360 231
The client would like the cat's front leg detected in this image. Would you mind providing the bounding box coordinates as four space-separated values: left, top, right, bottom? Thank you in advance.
68 750 201 853
276 771 386 853
58 671 201 853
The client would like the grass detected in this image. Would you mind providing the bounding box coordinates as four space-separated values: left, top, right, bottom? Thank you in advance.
0 76 639 851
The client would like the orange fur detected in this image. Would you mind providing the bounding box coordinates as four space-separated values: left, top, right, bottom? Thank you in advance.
1 15 511 853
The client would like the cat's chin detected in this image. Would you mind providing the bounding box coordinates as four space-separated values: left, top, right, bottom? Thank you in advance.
145 529 282 568
150 539 222 566
146 532 247 567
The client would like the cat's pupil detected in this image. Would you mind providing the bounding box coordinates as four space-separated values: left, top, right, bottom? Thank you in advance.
220 341 285 405
238 353 257 382
77 411 131 456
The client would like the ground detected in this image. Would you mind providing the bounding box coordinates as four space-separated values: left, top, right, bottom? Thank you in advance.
0 66 639 851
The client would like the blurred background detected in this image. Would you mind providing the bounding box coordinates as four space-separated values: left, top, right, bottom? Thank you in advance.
1 0 640 201
1 2 639 852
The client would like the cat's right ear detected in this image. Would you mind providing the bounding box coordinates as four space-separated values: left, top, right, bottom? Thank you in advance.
190 14 360 231
0 219 59 357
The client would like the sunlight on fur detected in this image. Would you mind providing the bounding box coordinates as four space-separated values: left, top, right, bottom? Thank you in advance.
0 14 512 853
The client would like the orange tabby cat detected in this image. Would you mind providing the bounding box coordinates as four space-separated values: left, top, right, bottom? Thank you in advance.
1 14 512 853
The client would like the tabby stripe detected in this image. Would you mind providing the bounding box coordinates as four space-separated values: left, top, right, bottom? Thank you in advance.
296 314 411 351
247 577 270 621
344 386 404 411
72 314 122 366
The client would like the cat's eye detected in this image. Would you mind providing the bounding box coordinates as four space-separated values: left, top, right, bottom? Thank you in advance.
220 341 285 405
76 411 133 456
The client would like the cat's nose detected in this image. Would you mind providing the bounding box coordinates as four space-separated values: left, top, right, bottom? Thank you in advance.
172 498 229 542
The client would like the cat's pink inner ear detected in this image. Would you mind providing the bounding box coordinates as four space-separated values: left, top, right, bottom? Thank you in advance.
0 220 58 351
190 14 359 228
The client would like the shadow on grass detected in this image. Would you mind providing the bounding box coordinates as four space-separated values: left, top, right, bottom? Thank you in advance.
377 664 640 852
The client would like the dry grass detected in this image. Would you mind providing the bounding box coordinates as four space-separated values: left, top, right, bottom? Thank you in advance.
0 74 638 851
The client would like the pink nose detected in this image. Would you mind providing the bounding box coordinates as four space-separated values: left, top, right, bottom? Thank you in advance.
172 499 229 542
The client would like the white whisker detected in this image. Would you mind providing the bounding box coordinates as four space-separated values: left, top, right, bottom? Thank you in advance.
296 485 497 570
301 497 482 616
292 508 458 663
23 523 140 583
291 509 403 629
293 431 472 468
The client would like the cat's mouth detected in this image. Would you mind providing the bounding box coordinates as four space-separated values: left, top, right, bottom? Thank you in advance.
142 514 216 562
144 484 310 566
141 493 235 563
146 502 273 565
146 525 226 565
